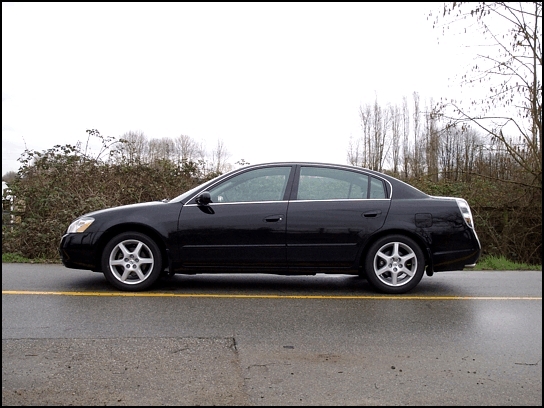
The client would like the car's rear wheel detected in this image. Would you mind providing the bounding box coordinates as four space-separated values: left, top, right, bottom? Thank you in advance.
101 232 163 291
364 235 425 294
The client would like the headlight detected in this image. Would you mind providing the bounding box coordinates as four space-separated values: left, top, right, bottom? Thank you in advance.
456 198 474 228
67 217 95 233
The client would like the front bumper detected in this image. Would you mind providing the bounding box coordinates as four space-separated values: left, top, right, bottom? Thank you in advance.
59 232 101 271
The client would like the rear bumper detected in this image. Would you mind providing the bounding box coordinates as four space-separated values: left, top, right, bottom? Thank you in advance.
431 229 481 272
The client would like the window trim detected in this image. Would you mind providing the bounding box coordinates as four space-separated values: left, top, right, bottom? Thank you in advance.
291 164 391 201
186 164 296 205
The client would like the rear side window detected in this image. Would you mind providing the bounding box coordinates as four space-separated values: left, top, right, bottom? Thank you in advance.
369 177 386 199
295 167 358 200
296 167 387 200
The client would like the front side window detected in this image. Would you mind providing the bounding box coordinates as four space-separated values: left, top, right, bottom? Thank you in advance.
208 167 291 203
296 167 387 200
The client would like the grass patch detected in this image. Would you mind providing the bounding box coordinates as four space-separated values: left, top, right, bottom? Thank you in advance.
473 255 541 271
2 253 61 264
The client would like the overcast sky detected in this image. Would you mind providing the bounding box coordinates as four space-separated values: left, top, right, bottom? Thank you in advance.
2 2 472 176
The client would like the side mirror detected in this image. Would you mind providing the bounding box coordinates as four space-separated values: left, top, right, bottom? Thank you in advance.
196 191 212 205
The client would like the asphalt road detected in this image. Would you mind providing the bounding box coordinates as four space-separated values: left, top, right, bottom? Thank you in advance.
2 264 542 406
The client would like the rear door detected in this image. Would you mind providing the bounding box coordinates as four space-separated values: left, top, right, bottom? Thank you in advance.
286 165 391 269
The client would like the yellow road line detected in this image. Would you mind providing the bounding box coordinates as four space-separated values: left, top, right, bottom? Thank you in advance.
1 290 542 300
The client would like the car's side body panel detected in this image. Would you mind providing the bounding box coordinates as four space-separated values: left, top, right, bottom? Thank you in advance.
383 198 480 271
60 202 183 272
177 201 289 269
285 199 391 269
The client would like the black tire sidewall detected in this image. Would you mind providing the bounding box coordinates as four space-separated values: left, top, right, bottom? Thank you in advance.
364 234 425 294
101 231 163 291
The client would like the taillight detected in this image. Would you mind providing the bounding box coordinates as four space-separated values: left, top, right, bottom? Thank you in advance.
456 198 474 228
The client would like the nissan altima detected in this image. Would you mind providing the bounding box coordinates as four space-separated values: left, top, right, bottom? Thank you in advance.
59 162 481 294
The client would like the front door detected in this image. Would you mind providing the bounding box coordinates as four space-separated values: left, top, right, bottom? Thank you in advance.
178 166 294 270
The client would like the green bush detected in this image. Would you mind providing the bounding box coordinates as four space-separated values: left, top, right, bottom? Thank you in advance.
2 134 542 265
2 136 215 261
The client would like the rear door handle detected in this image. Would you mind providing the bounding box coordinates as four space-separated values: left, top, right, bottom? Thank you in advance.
363 210 382 218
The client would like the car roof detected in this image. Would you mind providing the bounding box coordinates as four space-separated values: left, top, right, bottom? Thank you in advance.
228 162 430 200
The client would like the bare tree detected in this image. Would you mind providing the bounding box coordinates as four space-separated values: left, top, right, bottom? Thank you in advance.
412 92 425 177
390 104 402 175
148 137 176 163
359 104 372 168
347 135 362 167
439 125 456 180
401 96 411 178
356 98 390 171
424 100 440 181
431 2 542 189
174 134 205 163
209 139 231 174
118 131 148 165
2 171 17 183
372 99 390 172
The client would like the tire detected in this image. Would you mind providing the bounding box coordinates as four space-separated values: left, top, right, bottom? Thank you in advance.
364 235 425 294
101 232 163 291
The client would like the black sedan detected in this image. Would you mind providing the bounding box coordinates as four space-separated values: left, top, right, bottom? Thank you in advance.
59 162 481 294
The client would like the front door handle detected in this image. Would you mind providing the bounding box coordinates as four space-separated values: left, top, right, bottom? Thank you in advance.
362 210 382 218
264 215 284 223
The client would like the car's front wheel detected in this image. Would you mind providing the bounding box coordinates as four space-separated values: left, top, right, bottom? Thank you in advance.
101 232 163 291
364 235 425 294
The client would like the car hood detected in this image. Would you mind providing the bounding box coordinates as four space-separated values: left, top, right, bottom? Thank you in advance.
85 201 172 217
